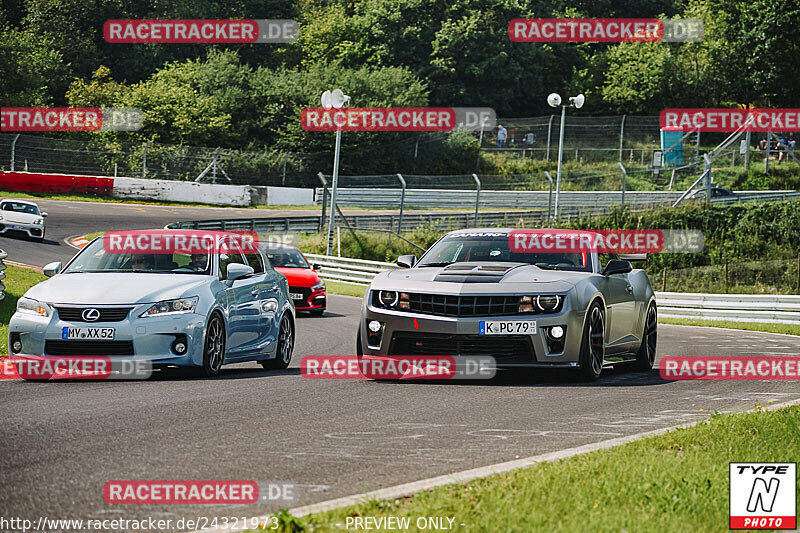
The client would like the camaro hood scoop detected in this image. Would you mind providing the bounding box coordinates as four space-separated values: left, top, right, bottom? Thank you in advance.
434 262 523 283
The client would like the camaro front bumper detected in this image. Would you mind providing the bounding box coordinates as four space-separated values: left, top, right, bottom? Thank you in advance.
359 299 587 367
9 305 208 367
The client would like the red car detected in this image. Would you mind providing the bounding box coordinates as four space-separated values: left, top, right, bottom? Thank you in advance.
263 243 326 316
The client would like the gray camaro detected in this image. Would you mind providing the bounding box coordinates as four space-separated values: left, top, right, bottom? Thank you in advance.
357 229 657 381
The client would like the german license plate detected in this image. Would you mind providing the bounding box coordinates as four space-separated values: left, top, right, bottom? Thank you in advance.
290 293 304 300
479 320 536 335
62 327 115 340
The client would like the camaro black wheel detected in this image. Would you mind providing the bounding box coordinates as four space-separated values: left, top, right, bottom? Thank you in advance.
202 314 225 377
634 303 658 371
355 325 363 356
578 301 605 381
261 315 294 370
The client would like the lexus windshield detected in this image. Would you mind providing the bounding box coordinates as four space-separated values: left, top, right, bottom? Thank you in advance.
63 237 212 274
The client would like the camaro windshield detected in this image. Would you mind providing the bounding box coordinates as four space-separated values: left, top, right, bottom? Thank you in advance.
264 249 310 268
1 202 39 215
417 233 590 272
63 238 212 274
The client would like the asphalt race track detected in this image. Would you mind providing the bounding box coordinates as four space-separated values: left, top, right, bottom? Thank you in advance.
2 200 800 530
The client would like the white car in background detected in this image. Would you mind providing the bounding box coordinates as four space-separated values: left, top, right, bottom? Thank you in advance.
0 199 47 242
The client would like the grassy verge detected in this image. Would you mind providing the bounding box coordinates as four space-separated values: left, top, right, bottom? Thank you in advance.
255 405 800 532
1 264 47 355
659 317 800 336
324 281 367 298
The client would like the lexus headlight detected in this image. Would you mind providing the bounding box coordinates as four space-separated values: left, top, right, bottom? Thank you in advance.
140 297 199 318
33 218 44 225
312 280 325 291
17 297 52 317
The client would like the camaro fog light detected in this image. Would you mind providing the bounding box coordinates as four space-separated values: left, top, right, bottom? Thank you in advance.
536 295 561 312
379 290 399 308
368 320 382 333
519 295 534 313
550 326 564 339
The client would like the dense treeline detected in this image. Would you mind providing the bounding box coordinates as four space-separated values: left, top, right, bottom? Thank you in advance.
1 0 798 173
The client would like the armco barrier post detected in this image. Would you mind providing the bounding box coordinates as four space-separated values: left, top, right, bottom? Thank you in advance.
543 171 554 220
317 172 328 233
472 174 481 225
396 173 406 234
10 134 20 172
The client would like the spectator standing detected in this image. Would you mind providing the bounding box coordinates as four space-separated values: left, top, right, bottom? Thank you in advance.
497 124 507 148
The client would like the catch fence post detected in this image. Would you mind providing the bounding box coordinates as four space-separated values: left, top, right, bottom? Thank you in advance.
317 172 328 232
396 173 406 234
618 162 627 208
618 115 626 162
10 134 20 171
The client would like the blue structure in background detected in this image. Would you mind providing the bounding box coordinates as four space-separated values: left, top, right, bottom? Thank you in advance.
660 127 684 166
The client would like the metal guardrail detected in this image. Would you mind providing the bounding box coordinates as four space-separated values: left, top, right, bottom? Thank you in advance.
309 255 800 324
656 292 800 325
0 249 6 301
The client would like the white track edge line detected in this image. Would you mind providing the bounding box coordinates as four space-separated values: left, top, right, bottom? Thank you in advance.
190 396 800 533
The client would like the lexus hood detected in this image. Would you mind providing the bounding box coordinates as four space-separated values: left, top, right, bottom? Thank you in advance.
24 273 211 305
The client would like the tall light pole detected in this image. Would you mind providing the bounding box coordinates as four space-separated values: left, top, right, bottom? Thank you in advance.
321 89 350 256
547 92 584 219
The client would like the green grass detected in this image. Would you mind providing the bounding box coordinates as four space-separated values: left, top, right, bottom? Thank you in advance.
253 405 800 533
324 281 367 298
1 264 47 355
660 317 800 336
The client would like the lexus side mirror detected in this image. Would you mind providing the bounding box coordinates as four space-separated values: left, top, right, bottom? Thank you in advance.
396 255 417 269
43 261 62 277
226 263 254 283
602 259 633 276
312 263 322 271
41 212 48 217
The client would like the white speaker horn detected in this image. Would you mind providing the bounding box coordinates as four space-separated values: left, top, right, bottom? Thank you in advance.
321 90 333 109
547 93 562 108
331 89 350 109
570 94 585 109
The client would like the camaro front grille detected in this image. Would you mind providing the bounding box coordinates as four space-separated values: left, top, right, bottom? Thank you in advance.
55 307 133 322
45 340 135 356
389 332 533 362
406 293 521 317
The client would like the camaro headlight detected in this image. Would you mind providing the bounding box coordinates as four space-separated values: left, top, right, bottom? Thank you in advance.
140 297 199 318
519 295 562 313
312 280 325 291
17 297 51 317
33 218 44 225
379 290 399 308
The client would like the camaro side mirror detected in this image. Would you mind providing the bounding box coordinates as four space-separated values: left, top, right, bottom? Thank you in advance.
602 259 633 276
312 263 322 271
43 261 62 277
226 263 254 283
396 255 417 269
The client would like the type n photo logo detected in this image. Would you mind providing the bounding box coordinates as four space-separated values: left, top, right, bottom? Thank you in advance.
730 463 796 529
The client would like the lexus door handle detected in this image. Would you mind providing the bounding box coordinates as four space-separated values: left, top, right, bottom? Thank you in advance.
251 289 260 296
625 285 634 293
